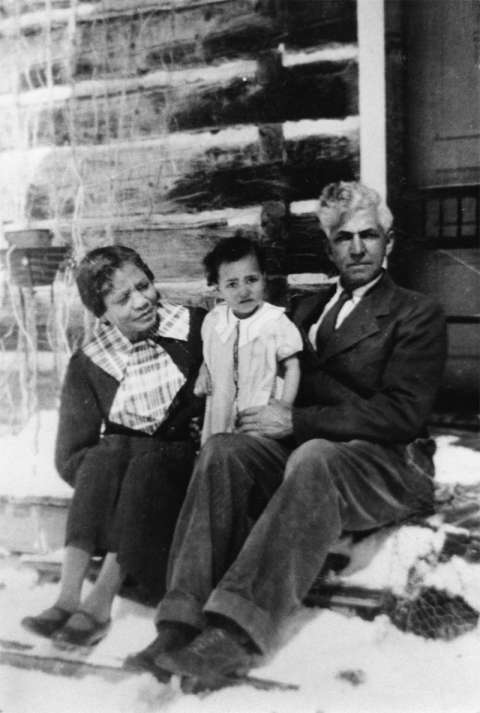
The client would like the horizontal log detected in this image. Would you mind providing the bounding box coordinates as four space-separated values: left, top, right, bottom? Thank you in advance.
286 212 333 274
163 123 359 210
0 22 68 94
286 0 357 48
0 119 359 221
1 209 331 282
1 1 280 91
0 56 358 149
0 206 332 346
1 0 356 93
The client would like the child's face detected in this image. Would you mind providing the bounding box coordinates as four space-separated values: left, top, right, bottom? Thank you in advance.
217 254 265 317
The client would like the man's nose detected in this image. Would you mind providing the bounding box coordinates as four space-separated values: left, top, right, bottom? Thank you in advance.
350 233 366 255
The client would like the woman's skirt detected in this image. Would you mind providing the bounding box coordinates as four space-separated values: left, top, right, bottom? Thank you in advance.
65 434 195 600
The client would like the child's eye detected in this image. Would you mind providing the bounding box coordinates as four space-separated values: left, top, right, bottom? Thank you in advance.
246 276 259 284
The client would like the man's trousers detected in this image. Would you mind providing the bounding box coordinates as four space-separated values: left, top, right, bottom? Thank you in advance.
156 434 434 653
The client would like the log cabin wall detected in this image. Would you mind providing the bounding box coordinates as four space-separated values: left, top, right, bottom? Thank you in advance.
0 0 359 332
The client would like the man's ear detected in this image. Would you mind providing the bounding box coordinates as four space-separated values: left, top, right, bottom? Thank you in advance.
322 232 333 258
385 229 395 256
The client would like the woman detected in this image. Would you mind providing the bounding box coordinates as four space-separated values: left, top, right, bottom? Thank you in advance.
22 246 205 647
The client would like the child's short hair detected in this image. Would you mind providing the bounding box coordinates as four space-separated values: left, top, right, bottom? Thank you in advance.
203 233 266 286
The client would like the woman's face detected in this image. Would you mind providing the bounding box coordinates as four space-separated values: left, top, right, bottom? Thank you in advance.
102 262 158 340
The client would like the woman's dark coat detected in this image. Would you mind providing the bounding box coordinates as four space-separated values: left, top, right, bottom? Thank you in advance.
55 307 205 600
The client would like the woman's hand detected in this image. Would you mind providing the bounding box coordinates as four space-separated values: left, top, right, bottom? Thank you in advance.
236 400 294 439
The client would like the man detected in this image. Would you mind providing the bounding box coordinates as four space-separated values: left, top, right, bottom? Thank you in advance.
126 181 447 689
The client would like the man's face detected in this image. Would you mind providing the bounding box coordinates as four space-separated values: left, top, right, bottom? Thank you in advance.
326 207 393 290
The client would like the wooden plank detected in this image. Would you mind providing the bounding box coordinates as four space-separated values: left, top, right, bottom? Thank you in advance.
285 0 357 48
286 211 333 275
0 206 331 276
0 57 358 150
0 641 298 691
0 121 358 221
113 223 238 280
0 648 133 681
0 1 281 89
1 0 356 94
0 205 334 344
0 210 331 286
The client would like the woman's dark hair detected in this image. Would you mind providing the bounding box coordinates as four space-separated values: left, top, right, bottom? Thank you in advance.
75 245 155 317
203 233 266 286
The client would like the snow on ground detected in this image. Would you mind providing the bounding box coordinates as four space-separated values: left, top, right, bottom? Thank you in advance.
1 411 479 501
0 411 70 499
1 411 480 712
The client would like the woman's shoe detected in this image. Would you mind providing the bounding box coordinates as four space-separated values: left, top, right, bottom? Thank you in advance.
21 606 73 639
52 610 111 647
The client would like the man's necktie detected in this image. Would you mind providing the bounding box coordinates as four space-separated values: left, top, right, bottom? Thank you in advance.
315 289 352 352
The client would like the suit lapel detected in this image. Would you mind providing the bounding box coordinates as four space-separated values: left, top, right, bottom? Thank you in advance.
296 287 336 331
294 288 335 361
317 273 394 364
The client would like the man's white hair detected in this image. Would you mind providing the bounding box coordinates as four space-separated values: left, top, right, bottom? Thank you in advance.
317 181 393 236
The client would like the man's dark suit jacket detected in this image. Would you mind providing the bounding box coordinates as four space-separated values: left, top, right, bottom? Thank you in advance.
290 272 447 447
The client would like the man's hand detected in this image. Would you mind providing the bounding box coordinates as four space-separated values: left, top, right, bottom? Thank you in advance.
194 362 212 397
236 400 294 439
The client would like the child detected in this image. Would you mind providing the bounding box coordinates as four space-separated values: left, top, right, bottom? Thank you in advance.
194 234 303 444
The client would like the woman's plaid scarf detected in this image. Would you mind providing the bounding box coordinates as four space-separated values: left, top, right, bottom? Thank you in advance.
83 303 190 434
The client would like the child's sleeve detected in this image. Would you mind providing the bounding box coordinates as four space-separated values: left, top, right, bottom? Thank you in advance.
276 314 303 362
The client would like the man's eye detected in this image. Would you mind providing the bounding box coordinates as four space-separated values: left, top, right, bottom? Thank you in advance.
361 230 380 239
335 232 351 242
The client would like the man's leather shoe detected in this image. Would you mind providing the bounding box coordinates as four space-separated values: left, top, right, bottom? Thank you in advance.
154 625 256 681
123 622 198 680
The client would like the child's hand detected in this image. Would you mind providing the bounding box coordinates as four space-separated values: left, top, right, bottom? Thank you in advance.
194 363 212 396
